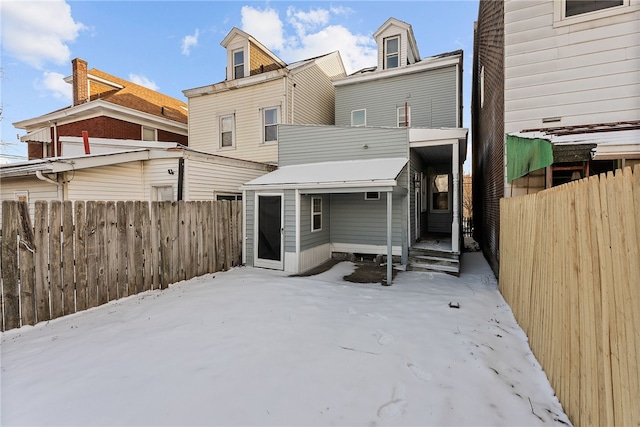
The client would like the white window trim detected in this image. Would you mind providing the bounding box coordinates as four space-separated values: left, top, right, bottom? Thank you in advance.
351 109 366 127
384 35 400 70
142 126 157 141
219 113 236 150
153 185 174 201
232 47 245 79
364 192 380 201
553 0 633 27
397 105 411 127
311 197 322 232
261 106 280 144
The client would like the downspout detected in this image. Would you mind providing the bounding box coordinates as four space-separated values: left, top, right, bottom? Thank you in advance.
177 158 185 201
36 170 63 201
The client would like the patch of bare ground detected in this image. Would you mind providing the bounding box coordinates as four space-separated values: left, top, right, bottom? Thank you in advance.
291 258 400 285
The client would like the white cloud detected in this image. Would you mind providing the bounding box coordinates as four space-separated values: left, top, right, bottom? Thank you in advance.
0 0 85 68
36 71 72 101
240 6 285 51
181 29 199 56
241 6 376 75
129 74 159 91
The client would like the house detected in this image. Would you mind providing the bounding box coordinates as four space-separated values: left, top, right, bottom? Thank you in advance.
472 0 640 274
183 27 346 165
13 58 188 160
0 137 274 222
241 18 468 282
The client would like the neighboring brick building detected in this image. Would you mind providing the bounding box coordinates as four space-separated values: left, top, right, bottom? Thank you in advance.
471 0 504 276
14 58 188 160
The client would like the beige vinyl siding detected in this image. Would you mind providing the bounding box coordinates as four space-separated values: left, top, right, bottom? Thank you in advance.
185 158 271 200
0 176 59 222
65 162 145 201
291 65 336 125
188 79 284 164
143 158 180 201
504 0 640 133
315 52 347 80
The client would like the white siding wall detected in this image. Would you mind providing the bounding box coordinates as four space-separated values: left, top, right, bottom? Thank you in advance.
188 79 285 164
143 158 180 201
0 176 59 223
504 0 640 134
66 162 145 201
185 158 271 200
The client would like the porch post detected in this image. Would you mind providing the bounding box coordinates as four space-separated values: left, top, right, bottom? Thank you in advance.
386 191 393 285
452 141 460 253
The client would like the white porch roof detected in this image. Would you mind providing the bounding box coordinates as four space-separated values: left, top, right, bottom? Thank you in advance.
241 157 408 193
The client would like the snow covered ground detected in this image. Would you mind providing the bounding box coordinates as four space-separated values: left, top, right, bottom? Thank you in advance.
1 252 571 426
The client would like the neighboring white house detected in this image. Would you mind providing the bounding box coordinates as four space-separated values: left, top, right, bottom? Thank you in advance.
183 27 346 165
472 0 640 274
0 137 274 222
503 0 640 195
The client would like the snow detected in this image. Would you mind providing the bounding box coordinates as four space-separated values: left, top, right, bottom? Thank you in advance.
1 252 571 426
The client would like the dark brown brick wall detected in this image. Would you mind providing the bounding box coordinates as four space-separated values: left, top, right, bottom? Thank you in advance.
472 0 504 277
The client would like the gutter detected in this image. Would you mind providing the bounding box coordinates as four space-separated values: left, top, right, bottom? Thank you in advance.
36 170 64 202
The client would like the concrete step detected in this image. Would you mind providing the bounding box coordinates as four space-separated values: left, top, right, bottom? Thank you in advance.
407 262 460 276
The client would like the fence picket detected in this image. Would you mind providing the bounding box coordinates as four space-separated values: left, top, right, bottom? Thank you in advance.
1 200 243 332
106 202 118 301
85 202 98 309
74 202 87 312
117 202 127 298
49 201 63 319
62 201 75 315
35 201 51 321
500 168 638 426
18 202 36 326
1 201 20 329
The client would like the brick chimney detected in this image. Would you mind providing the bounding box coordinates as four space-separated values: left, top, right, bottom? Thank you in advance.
72 58 88 106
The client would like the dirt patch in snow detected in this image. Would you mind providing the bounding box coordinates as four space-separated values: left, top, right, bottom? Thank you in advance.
292 258 400 285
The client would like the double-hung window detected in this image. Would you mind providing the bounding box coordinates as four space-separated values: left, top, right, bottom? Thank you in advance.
233 49 245 79
351 109 366 127
384 36 399 69
263 107 279 143
220 114 234 148
397 105 411 127
311 197 322 232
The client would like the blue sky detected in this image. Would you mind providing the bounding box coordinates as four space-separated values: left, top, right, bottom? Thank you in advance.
1 0 479 163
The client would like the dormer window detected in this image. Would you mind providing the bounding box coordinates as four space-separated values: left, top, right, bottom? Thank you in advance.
233 49 245 79
384 36 399 69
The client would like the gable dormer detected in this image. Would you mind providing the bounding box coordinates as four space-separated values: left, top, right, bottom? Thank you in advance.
373 18 420 71
220 28 286 81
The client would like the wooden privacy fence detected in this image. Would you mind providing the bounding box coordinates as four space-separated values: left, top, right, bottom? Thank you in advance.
499 165 639 427
0 200 242 332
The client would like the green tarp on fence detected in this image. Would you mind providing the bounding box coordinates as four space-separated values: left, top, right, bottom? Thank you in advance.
506 135 554 182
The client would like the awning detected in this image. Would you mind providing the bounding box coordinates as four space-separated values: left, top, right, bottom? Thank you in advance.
506 135 554 182
19 127 51 143
241 157 408 193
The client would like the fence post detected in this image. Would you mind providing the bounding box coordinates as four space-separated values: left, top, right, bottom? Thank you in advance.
1 201 20 330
